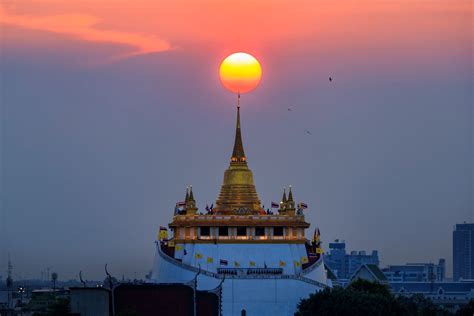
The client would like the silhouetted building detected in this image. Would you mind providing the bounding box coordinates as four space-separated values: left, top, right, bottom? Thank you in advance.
453 223 474 280
69 283 220 316
324 240 379 280
383 259 446 282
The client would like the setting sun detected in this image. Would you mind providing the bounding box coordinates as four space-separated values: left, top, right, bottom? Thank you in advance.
219 52 262 94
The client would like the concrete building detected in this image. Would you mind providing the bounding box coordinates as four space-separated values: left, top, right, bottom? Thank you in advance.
453 223 474 280
382 259 446 282
324 240 379 280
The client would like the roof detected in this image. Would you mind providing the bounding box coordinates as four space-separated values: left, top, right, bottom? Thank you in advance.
350 264 387 283
390 281 474 293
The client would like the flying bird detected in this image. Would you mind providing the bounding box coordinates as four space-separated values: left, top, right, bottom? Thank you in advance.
305 129 312 135
329 77 333 82
287 107 292 111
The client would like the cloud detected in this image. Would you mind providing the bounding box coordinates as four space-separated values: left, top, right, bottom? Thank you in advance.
0 4 171 59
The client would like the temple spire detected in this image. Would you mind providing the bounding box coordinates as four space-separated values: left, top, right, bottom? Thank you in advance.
288 185 294 202
231 99 246 162
189 185 195 202
185 186 189 203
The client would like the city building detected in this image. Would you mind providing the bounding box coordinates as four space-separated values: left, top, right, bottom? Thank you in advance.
324 240 379 280
149 106 331 315
453 223 474 280
382 259 446 282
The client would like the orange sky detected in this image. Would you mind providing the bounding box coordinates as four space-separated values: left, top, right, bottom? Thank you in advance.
1 0 471 61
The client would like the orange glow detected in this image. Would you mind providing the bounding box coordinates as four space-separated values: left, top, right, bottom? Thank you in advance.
219 53 262 94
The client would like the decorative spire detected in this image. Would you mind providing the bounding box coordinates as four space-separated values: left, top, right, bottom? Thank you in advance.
189 185 195 202
288 185 294 202
231 105 246 162
185 186 189 203
282 188 287 203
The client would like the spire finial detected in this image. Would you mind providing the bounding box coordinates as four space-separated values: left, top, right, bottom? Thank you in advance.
231 102 246 162
189 185 195 201
185 186 189 202
288 185 294 202
282 187 287 203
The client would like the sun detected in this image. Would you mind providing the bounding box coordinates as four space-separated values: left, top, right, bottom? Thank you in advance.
219 52 262 94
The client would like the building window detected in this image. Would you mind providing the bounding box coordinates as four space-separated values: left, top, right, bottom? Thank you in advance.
200 227 210 236
255 227 265 236
237 227 247 236
219 227 229 237
274 227 284 236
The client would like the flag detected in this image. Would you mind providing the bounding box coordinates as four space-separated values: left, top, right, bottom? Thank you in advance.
195 253 203 259
271 202 279 208
175 245 183 251
159 227 168 240
279 260 286 267
294 261 301 267
234 261 240 267
177 201 186 207
301 256 309 264
220 259 228 266
250 261 256 267
298 202 308 209
207 257 213 263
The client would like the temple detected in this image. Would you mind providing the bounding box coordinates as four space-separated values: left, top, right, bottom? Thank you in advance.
149 106 331 315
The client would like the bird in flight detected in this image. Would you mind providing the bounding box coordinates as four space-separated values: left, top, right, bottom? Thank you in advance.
329 77 333 82
305 129 312 135
288 107 292 111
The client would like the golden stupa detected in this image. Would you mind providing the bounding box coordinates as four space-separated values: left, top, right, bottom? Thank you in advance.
214 106 263 214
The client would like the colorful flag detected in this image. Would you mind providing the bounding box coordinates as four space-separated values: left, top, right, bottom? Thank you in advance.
207 257 213 263
250 261 256 267
234 261 240 267
301 256 309 264
159 227 168 240
195 253 203 259
220 259 228 266
271 202 279 208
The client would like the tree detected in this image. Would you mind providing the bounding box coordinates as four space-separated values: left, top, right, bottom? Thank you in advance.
295 279 448 316
456 299 474 316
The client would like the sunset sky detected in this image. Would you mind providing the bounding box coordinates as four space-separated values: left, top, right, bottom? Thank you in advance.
0 0 472 280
